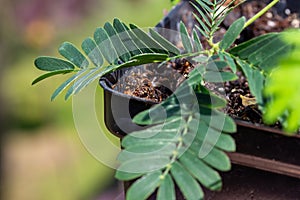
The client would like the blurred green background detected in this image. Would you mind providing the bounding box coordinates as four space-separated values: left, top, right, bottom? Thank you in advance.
0 0 171 199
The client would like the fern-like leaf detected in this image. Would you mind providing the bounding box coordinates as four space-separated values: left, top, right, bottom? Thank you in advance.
116 77 236 199
33 19 185 100
192 0 244 40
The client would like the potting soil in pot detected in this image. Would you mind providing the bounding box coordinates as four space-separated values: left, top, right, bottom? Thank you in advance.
112 58 194 102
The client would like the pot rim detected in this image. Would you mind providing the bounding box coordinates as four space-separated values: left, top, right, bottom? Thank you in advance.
100 72 300 138
235 120 300 139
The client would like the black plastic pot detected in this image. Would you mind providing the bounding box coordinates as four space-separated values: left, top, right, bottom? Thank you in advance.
100 0 300 139
100 68 300 176
100 69 300 199
99 0 300 198
99 70 156 138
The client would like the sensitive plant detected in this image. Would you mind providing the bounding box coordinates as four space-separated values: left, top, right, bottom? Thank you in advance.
32 0 299 199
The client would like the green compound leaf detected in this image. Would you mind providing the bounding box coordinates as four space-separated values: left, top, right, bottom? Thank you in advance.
171 162 204 200
34 19 181 100
193 0 242 40
34 16 194 101
126 171 162 200
58 42 89 68
118 81 236 200
220 17 246 50
230 32 292 73
118 78 236 199
34 56 75 71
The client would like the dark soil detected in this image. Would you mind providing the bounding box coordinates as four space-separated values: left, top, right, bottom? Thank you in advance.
112 58 194 102
224 0 300 43
224 71 262 124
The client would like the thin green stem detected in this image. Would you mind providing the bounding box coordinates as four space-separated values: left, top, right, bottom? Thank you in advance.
161 115 193 179
164 51 209 64
244 0 280 28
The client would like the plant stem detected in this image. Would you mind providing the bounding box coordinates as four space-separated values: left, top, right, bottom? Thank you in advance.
244 0 280 28
160 115 193 179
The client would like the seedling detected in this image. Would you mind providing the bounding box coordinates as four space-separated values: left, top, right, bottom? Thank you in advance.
33 0 298 199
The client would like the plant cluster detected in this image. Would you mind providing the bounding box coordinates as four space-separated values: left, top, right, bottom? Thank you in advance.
33 0 299 199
